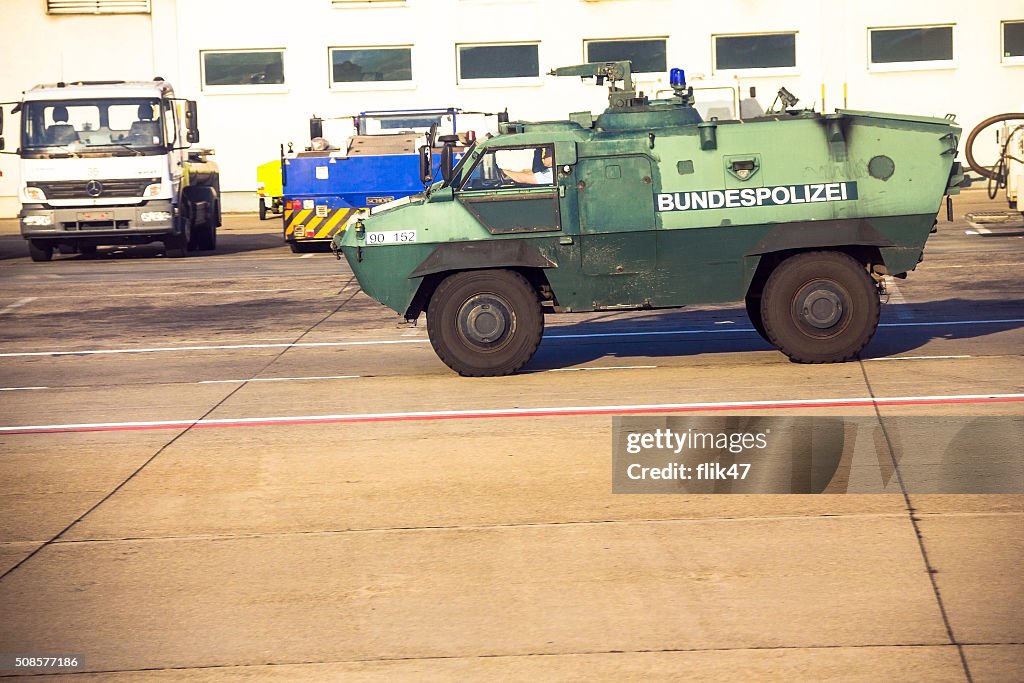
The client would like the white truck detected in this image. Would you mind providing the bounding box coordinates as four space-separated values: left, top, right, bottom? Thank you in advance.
0 78 220 261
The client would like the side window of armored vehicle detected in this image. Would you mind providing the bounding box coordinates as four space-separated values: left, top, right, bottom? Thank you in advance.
462 146 555 190
461 151 500 190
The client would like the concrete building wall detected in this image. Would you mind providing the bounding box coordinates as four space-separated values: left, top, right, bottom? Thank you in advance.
1 0 1021 217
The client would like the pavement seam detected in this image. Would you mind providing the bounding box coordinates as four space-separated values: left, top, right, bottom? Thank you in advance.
858 360 975 683
6 510 1021 548
0 276 360 586
21 511 938 546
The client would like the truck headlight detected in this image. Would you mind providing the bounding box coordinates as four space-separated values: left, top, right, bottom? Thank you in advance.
23 214 53 226
140 211 172 222
23 187 46 202
143 183 163 197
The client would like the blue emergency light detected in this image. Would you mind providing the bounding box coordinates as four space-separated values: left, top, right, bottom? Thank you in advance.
670 68 686 88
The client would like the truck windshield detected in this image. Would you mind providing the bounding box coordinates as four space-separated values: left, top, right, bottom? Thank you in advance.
21 98 166 157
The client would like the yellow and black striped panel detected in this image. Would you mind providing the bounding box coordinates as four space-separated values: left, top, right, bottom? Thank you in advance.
284 206 359 241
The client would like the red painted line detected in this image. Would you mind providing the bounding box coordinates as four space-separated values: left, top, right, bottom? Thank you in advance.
3 395 1023 436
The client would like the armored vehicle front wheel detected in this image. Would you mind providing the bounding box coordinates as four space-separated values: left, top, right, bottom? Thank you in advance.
761 251 880 363
427 269 544 377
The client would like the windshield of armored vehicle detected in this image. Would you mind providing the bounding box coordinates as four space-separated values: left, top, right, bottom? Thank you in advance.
442 141 478 188
21 98 167 157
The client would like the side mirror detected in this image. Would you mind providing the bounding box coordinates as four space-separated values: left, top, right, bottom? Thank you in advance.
418 144 432 184
0 107 4 135
185 100 200 144
0 137 4 152
309 117 323 141
440 143 454 183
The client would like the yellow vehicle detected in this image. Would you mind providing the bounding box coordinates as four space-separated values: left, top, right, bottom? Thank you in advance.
256 158 283 220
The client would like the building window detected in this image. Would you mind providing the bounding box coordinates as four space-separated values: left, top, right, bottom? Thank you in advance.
869 26 954 67
47 0 150 13
201 50 285 88
457 43 539 82
329 47 413 84
585 38 666 74
1004 21 1024 62
714 33 796 71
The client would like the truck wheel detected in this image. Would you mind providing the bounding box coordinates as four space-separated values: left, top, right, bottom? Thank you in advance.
761 251 880 363
259 198 268 221
28 240 54 262
426 269 544 376
199 224 217 251
744 295 770 343
194 216 216 251
164 235 189 258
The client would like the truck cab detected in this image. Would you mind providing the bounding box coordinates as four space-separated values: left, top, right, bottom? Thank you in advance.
1 79 220 261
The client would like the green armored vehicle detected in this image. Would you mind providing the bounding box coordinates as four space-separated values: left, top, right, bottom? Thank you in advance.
334 62 964 376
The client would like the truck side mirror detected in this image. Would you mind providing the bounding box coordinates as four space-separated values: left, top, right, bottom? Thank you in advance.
0 137 4 152
185 100 200 143
0 107 4 134
419 144 432 184
309 117 323 141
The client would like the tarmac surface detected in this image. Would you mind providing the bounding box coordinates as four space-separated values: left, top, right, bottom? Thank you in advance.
0 188 1022 680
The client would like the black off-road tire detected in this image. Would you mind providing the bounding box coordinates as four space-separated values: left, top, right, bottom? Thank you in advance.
745 294 770 344
28 240 54 262
259 198 268 221
426 269 544 377
761 251 880 363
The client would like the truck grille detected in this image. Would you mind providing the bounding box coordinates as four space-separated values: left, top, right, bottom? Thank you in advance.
29 178 158 200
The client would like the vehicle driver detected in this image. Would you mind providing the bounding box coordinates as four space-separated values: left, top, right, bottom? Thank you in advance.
501 147 554 185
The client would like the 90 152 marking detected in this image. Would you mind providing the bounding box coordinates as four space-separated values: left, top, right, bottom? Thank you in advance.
366 230 417 245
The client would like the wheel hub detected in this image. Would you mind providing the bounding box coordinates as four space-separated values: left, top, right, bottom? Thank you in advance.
797 285 844 329
458 295 513 345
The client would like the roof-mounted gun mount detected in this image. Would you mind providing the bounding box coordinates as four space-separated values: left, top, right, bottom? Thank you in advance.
549 61 648 110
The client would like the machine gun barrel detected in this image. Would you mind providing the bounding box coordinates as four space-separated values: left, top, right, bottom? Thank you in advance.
548 61 637 110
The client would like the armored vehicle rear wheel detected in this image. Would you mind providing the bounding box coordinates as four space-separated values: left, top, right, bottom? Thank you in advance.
744 295 770 344
427 269 544 377
761 251 879 363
